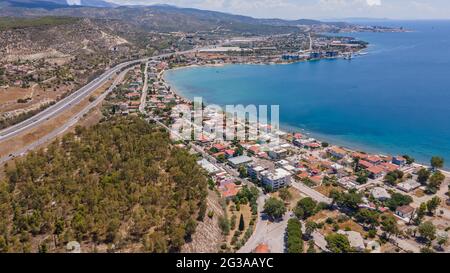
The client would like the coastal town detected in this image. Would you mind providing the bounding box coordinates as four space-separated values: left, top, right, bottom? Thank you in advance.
101 50 450 253
0 3 447 256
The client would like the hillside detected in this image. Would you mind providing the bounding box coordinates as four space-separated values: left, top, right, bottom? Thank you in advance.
0 15 185 128
0 116 208 253
0 3 350 35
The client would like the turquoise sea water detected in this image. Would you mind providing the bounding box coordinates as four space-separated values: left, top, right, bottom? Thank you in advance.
165 21 450 167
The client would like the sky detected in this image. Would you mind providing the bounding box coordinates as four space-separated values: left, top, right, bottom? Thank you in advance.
96 0 450 20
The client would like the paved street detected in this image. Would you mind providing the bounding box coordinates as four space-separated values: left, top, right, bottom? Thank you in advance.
291 181 332 204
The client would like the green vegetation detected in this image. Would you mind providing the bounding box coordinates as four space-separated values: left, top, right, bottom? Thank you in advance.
426 171 445 194
294 197 318 220
430 156 444 170
330 189 362 211
263 197 286 220
238 214 245 231
384 170 404 186
0 117 208 253
234 186 259 215
402 155 415 165
286 218 303 253
380 214 399 239
426 197 441 215
385 193 413 211
0 17 79 30
418 221 436 245
325 233 351 253
417 168 431 184
278 187 292 202
355 209 380 230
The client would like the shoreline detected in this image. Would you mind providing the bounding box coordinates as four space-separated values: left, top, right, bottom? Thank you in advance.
162 60 449 173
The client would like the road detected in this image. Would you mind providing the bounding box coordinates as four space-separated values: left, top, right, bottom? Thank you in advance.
0 68 132 165
0 59 142 143
0 46 208 162
139 61 149 114
291 181 332 204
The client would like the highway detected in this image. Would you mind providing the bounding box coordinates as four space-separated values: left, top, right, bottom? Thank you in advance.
0 46 208 163
0 59 142 142
0 67 132 165
0 47 205 144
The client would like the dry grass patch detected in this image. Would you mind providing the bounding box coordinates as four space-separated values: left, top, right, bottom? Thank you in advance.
413 189 425 198
226 202 253 245
0 79 113 158
315 184 344 197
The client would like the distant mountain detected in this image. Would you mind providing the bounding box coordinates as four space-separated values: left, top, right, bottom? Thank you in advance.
0 3 352 35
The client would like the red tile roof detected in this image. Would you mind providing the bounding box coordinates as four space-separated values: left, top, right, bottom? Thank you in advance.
359 160 374 169
225 149 235 156
367 155 382 163
248 146 260 154
213 143 226 151
253 243 270 253
368 166 384 175
380 162 399 172
221 183 239 198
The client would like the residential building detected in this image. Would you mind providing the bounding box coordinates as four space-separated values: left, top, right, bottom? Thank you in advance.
392 156 407 166
397 180 421 192
396 205 415 219
261 168 292 190
228 155 253 168
371 187 391 201
337 230 365 252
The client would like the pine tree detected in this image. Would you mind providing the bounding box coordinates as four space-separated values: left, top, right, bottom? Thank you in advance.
238 214 245 231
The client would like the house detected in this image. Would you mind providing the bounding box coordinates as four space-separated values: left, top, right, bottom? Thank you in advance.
397 180 421 192
328 147 347 159
338 176 358 190
268 148 288 160
337 230 365 252
396 205 415 219
261 168 292 190
248 145 260 155
197 159 220 174
224 149 235 158
367 166 385 179
253 243 270 253
358 160 374 169
392 156 407 166
248 165 267 180
380 162 399 173
310 175 323 185
304 142 321 150
367 155 382 165
220 183 239 199
125 92 140 99
228 155 253 168
212 143 226 152
371 187 391 201
352 152 368 160
196 134 211 146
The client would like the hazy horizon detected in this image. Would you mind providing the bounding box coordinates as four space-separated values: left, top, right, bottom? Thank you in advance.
90 0 450 20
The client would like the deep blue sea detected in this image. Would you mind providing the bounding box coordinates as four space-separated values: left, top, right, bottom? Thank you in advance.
165 21 450 167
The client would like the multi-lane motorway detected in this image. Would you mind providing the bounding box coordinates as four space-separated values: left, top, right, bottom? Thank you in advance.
0 47 207 163
0 59 142 142
0 47 205 143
